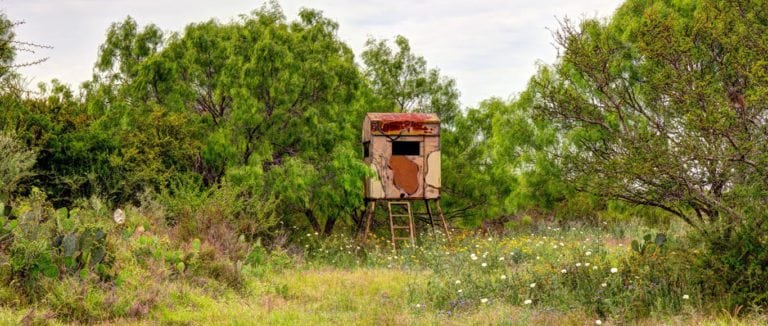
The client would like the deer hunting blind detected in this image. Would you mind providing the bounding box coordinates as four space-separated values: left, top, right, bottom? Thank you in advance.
361 112 450 249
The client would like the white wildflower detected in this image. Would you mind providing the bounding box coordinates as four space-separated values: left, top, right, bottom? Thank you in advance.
480 298 488 304
524 299 532 305
610 267 618 273
683 294 690 300
530 283 536 288
113 209 125 225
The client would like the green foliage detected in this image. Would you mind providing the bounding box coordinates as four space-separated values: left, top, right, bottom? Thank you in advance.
531 0 768 231
4 189 115 300
630 233 667 256
361 35 460 125
694 220 768 308
83 4 371 234
0 133 36 203
525 0 768 308
0 13 15 79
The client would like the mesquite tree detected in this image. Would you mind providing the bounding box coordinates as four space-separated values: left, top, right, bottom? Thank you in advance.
532 0 768 304
533 0 768 233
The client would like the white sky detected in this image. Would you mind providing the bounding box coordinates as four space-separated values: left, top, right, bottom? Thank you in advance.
2 0 622 108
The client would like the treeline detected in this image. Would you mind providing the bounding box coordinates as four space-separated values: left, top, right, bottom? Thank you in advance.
0 4 593 237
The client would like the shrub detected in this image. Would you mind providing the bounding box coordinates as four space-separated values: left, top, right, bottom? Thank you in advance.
695 224 768 310
0 133 36 206
4 189 116 300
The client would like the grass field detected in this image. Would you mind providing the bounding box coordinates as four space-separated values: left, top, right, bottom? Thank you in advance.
2 217 767 325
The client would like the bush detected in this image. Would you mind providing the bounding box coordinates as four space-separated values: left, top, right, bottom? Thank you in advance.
4 189 116 300
0 132 36 205
695 224 768 309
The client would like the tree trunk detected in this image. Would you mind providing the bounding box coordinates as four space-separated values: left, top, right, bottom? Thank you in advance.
305 209 321 233
323 216 337 236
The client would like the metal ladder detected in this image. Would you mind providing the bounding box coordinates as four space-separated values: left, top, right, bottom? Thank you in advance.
387 201 415 249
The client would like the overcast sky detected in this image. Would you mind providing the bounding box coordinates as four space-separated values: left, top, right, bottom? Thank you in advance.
2 0 622 108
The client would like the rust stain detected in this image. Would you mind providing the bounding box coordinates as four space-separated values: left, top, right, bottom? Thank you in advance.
388 156 419 195
368 113 439 136
367 112 439 122
381 121 430 133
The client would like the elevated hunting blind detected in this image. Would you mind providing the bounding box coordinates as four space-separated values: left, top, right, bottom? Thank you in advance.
362 112 441 199
361 113 450 249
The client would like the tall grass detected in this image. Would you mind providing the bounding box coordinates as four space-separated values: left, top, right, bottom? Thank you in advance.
0 196 764 324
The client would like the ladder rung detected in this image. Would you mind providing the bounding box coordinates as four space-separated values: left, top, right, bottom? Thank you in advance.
392 226 410 229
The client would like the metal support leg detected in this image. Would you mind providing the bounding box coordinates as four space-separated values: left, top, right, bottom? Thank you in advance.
362 200 376 242
436 199 451 242
424 199 437 241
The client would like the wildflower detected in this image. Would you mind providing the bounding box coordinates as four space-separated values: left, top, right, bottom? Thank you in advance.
593 266 598 270
458 289 463 293
499 257 505 261
683 294 690 300
585 263 590 267
487 237 493 241
314 232 319 236
529 283 536 288
501 275 507 280
471 253 478 260
576 263 582 267
524 299 532 305
536 256 541 260
455 280 461 284
601 283 607 287
561 269 567 274
610 267 618 273
595 320 602 325
480 298 488 304
481 263 488 267
586 251 592 256
415 304 422 308
559 242 564 246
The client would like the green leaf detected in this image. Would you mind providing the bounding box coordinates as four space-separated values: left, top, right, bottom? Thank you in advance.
42 265 59 278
